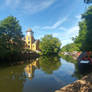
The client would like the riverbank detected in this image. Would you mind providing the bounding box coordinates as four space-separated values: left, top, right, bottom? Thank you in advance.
60 52 81 60
55 72 92 92
0 51 40 66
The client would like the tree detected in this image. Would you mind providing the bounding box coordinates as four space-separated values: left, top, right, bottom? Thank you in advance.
82 6 92 51
61 43 80 52
74 21 87 51
74 6 92 51
39 35 61 55
0 16 24 60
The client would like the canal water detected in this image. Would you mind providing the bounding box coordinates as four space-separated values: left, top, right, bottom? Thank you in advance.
0 56 82 92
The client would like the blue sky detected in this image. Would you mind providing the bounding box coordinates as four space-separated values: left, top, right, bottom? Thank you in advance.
0 0 86 46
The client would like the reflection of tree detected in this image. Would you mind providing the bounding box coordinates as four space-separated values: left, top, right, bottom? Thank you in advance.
25 58 40 80
61 55 83 79
39 56 61 74
61 54 77 64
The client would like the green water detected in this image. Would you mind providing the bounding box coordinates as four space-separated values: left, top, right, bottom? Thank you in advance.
0 56 81 92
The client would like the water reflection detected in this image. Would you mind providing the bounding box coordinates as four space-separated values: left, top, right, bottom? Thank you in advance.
60 54 92 79
61 54 83 78
0 55 84 92
39 56 61 74
25 58 40 80
25 56 61 80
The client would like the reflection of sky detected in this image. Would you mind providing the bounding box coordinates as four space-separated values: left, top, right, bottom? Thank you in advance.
58 58 75 75
23 58 78 92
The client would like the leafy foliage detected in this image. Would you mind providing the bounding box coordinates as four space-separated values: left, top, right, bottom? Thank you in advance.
74 21 87 51
61 43 80 52
39 35 61 55
0 16 25 60
74 6 92 51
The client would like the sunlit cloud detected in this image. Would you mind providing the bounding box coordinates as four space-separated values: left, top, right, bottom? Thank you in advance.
53 33 60 37
68 26 79 37
4 0 56 14
52 25 79 46
42 17 67 30
23 0 56 14
75 15 81 21
59 26 67 31
5 0 20 8
61 39 73 47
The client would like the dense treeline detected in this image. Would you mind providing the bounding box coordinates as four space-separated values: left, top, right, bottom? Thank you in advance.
74 6 92 51
40 35 61 55
61 43 80 52
0 16 25 62
61 6 92 52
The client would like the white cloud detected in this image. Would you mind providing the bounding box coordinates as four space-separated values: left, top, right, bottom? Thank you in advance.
59 25 79 37
52 25 79 46
23 0 56 14
68 26 79 37
53 33 60 37
59 26 67 31
61 39 73 47
42 17 67 30
61 25 79 46
75 15 81 21
4 0 56 14
52 32 74 47
5 0 20 7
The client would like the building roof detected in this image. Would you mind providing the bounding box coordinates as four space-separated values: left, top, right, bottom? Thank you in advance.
26 28 32 32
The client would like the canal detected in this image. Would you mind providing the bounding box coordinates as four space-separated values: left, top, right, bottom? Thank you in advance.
0 56 83 92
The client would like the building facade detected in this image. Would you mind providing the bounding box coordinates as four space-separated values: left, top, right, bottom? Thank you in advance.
25 28 40 51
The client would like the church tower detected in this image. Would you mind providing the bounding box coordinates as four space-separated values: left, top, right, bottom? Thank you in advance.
25 28 34 49
25 28 40 51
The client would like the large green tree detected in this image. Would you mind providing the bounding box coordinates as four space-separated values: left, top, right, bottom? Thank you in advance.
74 21 87 51
74 6 92 51
82 6 92 51
0 16 24 59
39 35 61 55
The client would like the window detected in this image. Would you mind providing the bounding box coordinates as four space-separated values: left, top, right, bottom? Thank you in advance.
28 45 30 48
28 41 30 44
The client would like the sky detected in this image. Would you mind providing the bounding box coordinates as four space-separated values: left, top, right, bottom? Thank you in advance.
0 0 87 47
